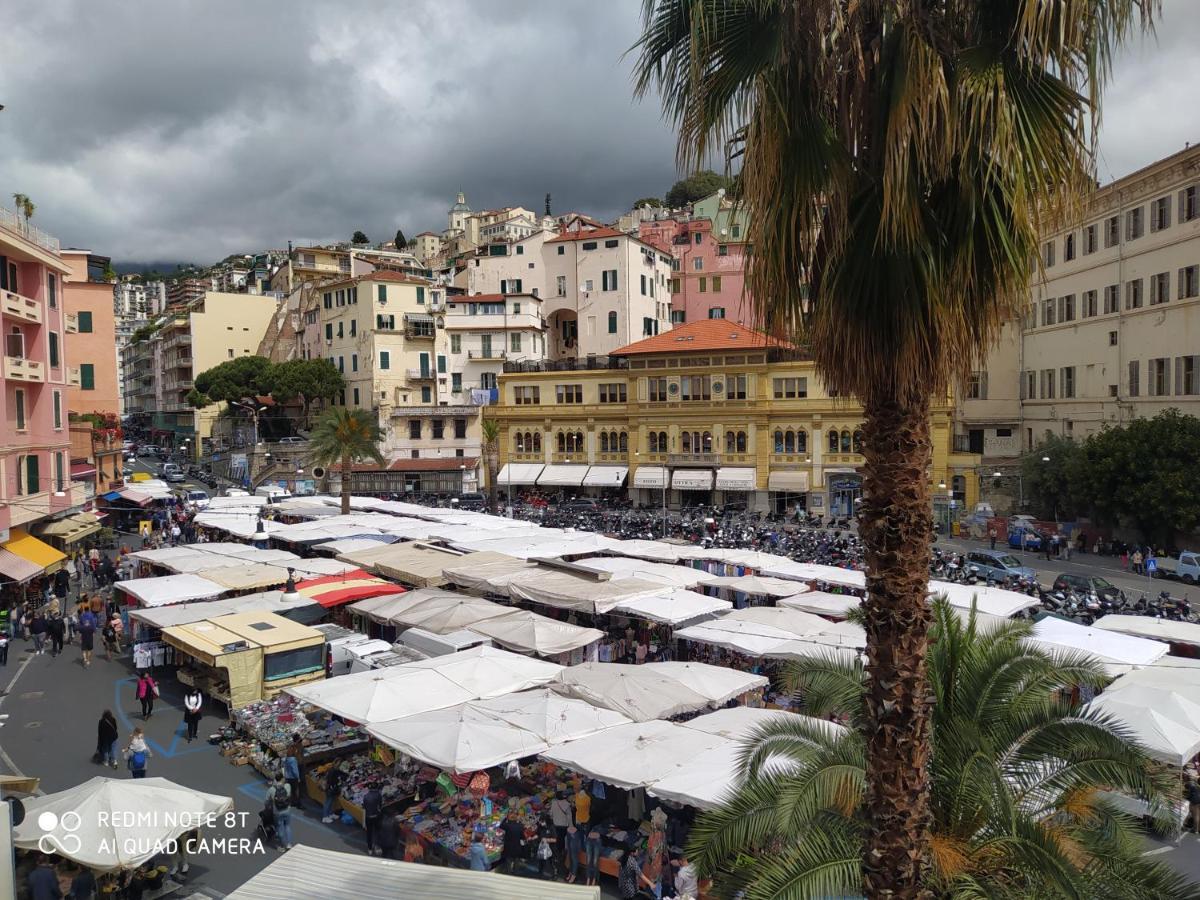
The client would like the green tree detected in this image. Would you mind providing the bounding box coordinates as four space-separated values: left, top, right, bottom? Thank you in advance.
631 196 663 209
688 601 1192 900
309 407 384 514
394 228 407 250
190 356 273 408
634 2 1155 894
481 418 501 515
663 171 731 207
351 230 369 245
11 192 35 223
266 358 345 425
1019 434 1087 522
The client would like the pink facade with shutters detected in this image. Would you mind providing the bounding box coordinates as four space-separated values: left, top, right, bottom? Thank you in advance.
638 217 753 326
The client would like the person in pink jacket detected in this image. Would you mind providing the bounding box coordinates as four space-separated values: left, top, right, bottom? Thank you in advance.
136 671 158 719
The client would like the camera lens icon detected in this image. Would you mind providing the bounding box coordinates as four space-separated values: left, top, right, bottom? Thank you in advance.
37 810 83 855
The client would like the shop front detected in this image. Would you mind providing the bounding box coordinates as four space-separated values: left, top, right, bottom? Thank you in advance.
714 467 756 510
768 470 810 515
671 468 713 508
826 472 863 519
631 464 669 509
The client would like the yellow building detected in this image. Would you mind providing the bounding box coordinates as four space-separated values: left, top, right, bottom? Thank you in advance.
269 245 351 294
494 319 980 518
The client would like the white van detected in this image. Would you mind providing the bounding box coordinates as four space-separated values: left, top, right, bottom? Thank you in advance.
395 627 492 659
184 489 210 509
312 624 373 677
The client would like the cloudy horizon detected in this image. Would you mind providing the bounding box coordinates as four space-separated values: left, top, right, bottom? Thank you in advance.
2 0 1196 267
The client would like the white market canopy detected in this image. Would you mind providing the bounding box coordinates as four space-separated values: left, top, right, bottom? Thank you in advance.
496 463 545 485
551 662 713 722
225 843 601 900
612 588 732 626
641 661 768 705
116 574 224 608
928 581 1040 618
468 689 631 744
349 587 445 624
194 563 292 591
387 592 513 635
467 609 604 657
725 606 867 647
675 615 863 663
1027 616 1169 674
12 777 233 873
203 544 300 565
778 591 862 620
704 574 810 598
541 719 729 789
287 557 360 577
1088 681 1200 766
456 532 624 561
573 556 719 589
604 539 685 563
757 559 867 590
441 554 535 594
507 569 664 614
313 536 401 556
129 590 322 629
288 667 475 723
367 703 552 772
1093 615 1200 649
401 645 563 699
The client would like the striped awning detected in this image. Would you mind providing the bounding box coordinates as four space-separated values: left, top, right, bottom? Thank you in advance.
583 466 628 487
672 469 714 491
296 570 404 609
632 466 667 489
0 548 42 584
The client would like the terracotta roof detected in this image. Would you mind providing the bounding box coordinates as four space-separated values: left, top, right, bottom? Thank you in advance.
545 225 627 244
612 319 796 356
319 270 432 290
349 457 479 473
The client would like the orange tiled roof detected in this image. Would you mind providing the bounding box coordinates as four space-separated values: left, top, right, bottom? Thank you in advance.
545 225 627 244
319 270 431 289
612 319 796 356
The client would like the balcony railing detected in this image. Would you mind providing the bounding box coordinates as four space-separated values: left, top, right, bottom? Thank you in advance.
504 355 627 373
405 369 435 380
2 290 42 325
68 366 81 386
468 349 506 360
64 312 79 333
0 206 61 254
667 452 720 467
3 355 45 383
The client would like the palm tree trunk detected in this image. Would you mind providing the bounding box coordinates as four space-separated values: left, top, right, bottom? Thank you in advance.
340 452 351 515
486 453 499 515
858 389 935 900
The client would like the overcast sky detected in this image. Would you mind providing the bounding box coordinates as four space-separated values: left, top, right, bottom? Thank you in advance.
1 0 1196 265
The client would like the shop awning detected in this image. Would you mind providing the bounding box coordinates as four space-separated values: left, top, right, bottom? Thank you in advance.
33 513 103 544
536 464 589 487
296 570 407 609
768 470 810 492
496 463 544 485
672 469 713 491
101 491 122 502
2 528 67 574
632 466 667 489
116 487 152 506
0 548 42 584
583 465 628 487
70 462 97 479
715 467 757 491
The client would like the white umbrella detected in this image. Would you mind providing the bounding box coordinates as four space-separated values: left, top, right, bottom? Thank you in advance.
778 592 861 620
552 662 711 722
402 645 563 698
705 575 811 598
541 720 728 789
642 661 769 705
613 589 732 625
389 594 514 634
467 609 603 657
368 704 550 772
1087 684 1200 766
287 668 472 723
472 688 630 744
12 777 233 872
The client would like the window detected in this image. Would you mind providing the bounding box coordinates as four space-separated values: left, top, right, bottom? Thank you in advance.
557 245 565 255
450 333 461 353
1128 360 1139 397
1104 284 1120 314
1041 297 1056 326
510 333 521 352
325 323 333 340
409 420 421 439
640 274 647 296
642 316 657 336
351 353 358 372
337 321 343 339
648 377 668 402
712 276 723 294
451 373 462 392
14 389 25 429
350 319 356 336
1126 207 1144 241
724 430 748 453
605 239 619 248
670 259 681 271
499 279 522 294
1176 356 1200 396
25 454 38 494
601 270 618 291
1022 370 1035 401
966 372 988 400
379 351 390 370
698 277 707 294
1064 233 1076 261
1082 290 1097 317
514 386 541 405
555 384 583 404
1109 330 1118 346
705 306 727 320
608 311 617 333
1182 186 1199 223
1109 384 1119 397
47 274 57 308
1105 215 1120 248
827 429 839 452
1152 272 1170 305
1060 366 1075 398
352 387 360 405
421 386 431 403
680 375 711 401
693 258 703 271
80 363 95 390
772 377 808 399
48 332 59 367
437 354 447 374
599 383 627 403
54 452 65 493
670 309 685 324
1181 265 1200 299
77 310 93 332
1083 224 1097 254
648 431 667 453
1040 368 1055 399
583 279 594 292
378 284 388 302
52 390 61 428
1150 357 1169 396
376 313 395 330
727 374 747 399
1058 294 1076 322
1152 196 1172 232
1125 278 1143 310
556 275 567 296
432 419 444 439
1042 240 1055 267
455 418 467 439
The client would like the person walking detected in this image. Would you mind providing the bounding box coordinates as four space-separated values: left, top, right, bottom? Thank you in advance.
124 727 152 778
27 855 61 900
501 810 527 875
362 782 383 856
78 605 97 668
286 734 306 808
550 790 573 857
136 671 158 719
988 527 997 551
1132 549 1144 576
377 810 399 860
68 862 97 900
47 614 65 657
183 688 203 742
29 611 47 655
266 775 294 850
97 710 119 769
0 626 8 667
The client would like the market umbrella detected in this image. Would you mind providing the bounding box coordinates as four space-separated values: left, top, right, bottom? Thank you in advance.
286 668 473 724
1087 684 1200 766
612 589 732 625
12 777 233 873
466 609 603 657
389 593 514 635
471 688 630 744
348 587 447 623
641 661 769 705
540 720 728 789
367 704 550 772
704 575 811 598
402 645 563 699
551 662 711 722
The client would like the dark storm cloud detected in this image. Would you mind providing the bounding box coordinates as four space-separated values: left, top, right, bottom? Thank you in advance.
1 0 1195 263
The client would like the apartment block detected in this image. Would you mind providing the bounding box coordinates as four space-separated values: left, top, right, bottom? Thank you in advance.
62 250 120 417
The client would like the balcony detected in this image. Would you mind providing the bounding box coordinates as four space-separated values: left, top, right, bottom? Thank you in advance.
468 349 507 361
0 206 61 254
405 369 436 381
504 355 627 373
68 366 81 386
3 355 45 383
2 290 42 325
667 452 721 467
64 312 79 333
161 332 192 352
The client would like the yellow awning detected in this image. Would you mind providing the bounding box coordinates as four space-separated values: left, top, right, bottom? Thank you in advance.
2 528 67 573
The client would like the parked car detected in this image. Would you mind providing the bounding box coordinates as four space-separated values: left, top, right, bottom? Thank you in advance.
455 492 487 511
1007 523 1043 551
224 488 250 497
561 497 601 512
1052 573 1125 604
277 436 307 444
160 462 182 478
1156 551 1200 584
165 469 187 483
965 549 1036 583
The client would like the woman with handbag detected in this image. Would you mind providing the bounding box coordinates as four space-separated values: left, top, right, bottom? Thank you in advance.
136 671 158 719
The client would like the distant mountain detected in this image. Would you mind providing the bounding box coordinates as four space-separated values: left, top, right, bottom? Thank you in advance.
113 260 203 278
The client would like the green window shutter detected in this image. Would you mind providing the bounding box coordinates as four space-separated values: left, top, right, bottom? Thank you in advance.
378 285 387 302
80 363 95 390
437 355 446 374
26 454 39 494
49 332 59 367
325 323 333 339
53 391 61 428
78 310 93 332
419 352 430 376
379 351 390 370
452 373 462 391
55 452 64 491
416 287 425 305
608 311 617 333
421 386 431 403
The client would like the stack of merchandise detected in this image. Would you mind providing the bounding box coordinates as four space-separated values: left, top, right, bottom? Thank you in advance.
231 694 368 762
311 750 428 818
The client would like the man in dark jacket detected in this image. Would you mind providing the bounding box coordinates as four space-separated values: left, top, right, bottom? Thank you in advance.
27 855 62 900
363 783 383 856
47 615 65 657
500 810 527 875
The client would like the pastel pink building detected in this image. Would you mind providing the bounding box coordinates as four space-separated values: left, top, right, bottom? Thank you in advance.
1 208 81 533
638 194 753 326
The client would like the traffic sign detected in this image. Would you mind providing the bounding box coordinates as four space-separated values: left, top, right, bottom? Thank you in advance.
1146 558 1158 574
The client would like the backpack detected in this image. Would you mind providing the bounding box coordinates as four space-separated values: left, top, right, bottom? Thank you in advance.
272 783 290 811
128 749 147 771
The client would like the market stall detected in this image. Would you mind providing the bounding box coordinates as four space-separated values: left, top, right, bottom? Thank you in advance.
778 591 862 620
226 693 370 775
1093 615 1200 655
466 609 603 663
117 573 224 608
573 556 720 590
402 645 563 699
551 662 713 722
194 563 293 592
700 574 809 609
286 666 476 723
611 588 732 627
506 569 663 615
388 593 514 635
31 511 103 550
441 553 535 594
1026 616 1169 675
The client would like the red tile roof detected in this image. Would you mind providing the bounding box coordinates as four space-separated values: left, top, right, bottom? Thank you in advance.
545 225 627 244
612 319 796 356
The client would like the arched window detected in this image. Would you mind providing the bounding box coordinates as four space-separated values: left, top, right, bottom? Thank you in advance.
702 431 712 453
533 432 541 452
515 433 525 453
725 431 736 454
736 431 747 453
575 431 584 452
600 432 609 453
607 311 617 333
840 429 852 452
682 431 692 453
828 429 839 452
619 432 628 452
852 429 863 453
648 432 658 453
659 431 667 452
784 431 795 453
557 432 565 453
774 430 783 452
796 429 807 453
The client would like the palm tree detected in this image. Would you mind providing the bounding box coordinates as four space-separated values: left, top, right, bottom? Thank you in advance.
633 3 1157 892
481 418 501 515
11 192 34 224
309 407 384 514
688 601 1195 899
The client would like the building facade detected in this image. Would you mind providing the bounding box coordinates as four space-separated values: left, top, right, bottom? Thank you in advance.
166 277 209 309
0 205 84 532
494 320 979 517
62 250 120 417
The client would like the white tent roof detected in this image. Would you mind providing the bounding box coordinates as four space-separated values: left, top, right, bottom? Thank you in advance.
455 531 624 560
537 464 590 487
675 616 863 662
778 591 862 620
643 740 744 809
469 689 631 744
194 563 291 591
583 465 628 487
507 569 664 614
928 581 1040 618
313 537 400 555
203 545 300 564
193 512 289 540
726 607 867 647
389 593 514 635
552 662 713 721
225 844 601 900
604 539 685 563
1087 684 1200 766
441 554 534 593
401 645 563 698
756 559 867 590
541 720 729 789
467 609 604 657
287 667 474 723
682 706 843 743
612 588 732 625
12 777 233 872
159 551 233 574
288 557 360 576
641 661 768 705
206 495 269 510
349 588 446 624
117 574 224 608
129 591 321 629
1093 615 1200 649
1027 617 1169 674
367 703 552 772
573 556 719 589
704 574 810 597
